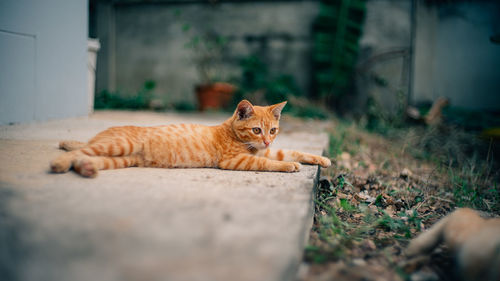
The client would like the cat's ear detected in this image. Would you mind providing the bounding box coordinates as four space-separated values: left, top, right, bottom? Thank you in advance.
236 100 255 120
270 101 287 120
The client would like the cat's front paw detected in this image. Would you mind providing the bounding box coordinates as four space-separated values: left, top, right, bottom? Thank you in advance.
318 156 331 168
284 162 301 172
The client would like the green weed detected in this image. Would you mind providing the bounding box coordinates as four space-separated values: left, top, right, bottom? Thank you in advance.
94 80 156 110
449 164 499 212
328 129 346 158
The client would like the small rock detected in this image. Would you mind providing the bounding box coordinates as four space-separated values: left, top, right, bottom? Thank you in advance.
352 258 367 266
395 199 404 209
368 204 379 213
385 205 395 217
149 99 164 110
340 152 351 161
407 106 421 120
368 164 377 173
355 191 369 201
352 213 365 219
365 196 376 204
338 192 348 199
355 190 376 204
410 270 439 281
361 239 377 251
400 168 412 180
350 198 359 206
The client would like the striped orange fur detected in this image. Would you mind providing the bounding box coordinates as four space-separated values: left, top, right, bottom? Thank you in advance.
50 100 331 178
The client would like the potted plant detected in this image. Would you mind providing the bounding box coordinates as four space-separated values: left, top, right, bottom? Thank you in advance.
182 23 236 111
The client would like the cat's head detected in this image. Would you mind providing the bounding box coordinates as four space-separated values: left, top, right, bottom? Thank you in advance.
231 100 287 150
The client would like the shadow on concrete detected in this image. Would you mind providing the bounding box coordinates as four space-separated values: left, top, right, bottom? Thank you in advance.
0 185 30 281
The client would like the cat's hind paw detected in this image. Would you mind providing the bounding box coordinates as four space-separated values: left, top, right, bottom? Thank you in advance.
73 157 98 178
50 158 71 173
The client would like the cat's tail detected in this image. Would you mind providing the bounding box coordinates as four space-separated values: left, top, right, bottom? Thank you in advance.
59 140 87 151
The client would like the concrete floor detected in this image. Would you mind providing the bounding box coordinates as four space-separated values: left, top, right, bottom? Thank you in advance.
0 111 329 281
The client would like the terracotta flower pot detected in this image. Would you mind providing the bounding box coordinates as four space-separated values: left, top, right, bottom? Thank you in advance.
196 82 236 111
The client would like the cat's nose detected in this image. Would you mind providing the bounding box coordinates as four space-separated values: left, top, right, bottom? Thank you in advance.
263 140 270 147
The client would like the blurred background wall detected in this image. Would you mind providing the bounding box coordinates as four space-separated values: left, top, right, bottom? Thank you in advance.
91 0 320 106
91 0 499 113
0 0 88 124
353 0 412 117
413 1 500 111
1 0 497 124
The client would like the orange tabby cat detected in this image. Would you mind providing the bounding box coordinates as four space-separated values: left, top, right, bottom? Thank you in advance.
406 208 500 281
50 100 331 178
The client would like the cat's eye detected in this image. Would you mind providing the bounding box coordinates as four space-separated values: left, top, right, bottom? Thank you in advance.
270 128 277 134
252 127 262 134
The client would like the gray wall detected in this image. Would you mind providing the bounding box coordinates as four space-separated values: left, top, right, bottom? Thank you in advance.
94 1 319 105
0 0 88 124
95 0 500 112
413 1 500 111
355 0 500 114
354 0 412 115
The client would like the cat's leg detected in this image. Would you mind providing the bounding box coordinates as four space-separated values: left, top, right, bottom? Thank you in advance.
59 140 87 151
257 149 331 168
73 155 144 178
219 154 301 172
50 150 83 173
406 216 448 257
79 141 137 157
50 140 140 174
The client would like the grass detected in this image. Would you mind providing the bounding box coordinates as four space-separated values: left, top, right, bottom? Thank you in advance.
303 117 499 280
328 129 345 158
450 164 500 211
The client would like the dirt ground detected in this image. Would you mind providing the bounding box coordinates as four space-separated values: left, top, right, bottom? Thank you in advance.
295 118 500 281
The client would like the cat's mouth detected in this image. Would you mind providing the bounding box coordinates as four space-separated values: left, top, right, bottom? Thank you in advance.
246 142 269 150
255 143 270 150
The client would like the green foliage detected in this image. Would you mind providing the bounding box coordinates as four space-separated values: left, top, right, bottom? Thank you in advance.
328 128 346 157
312 0 366 101
238 55 268 92
364 107 500 213
449 163 500 212
339 198 356 212
305 201 360 262
233 55 329 119
375 212 421 239
264 75 301 105
94 80 156 110
173 101 197 112
305 115 499 279
442 107 500 132
176 11 227 84
236 55 301 103
288 104 329 120
306 189 425 264
364 91 407 135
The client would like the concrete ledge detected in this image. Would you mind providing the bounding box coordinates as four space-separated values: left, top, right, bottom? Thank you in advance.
0 111 328 281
